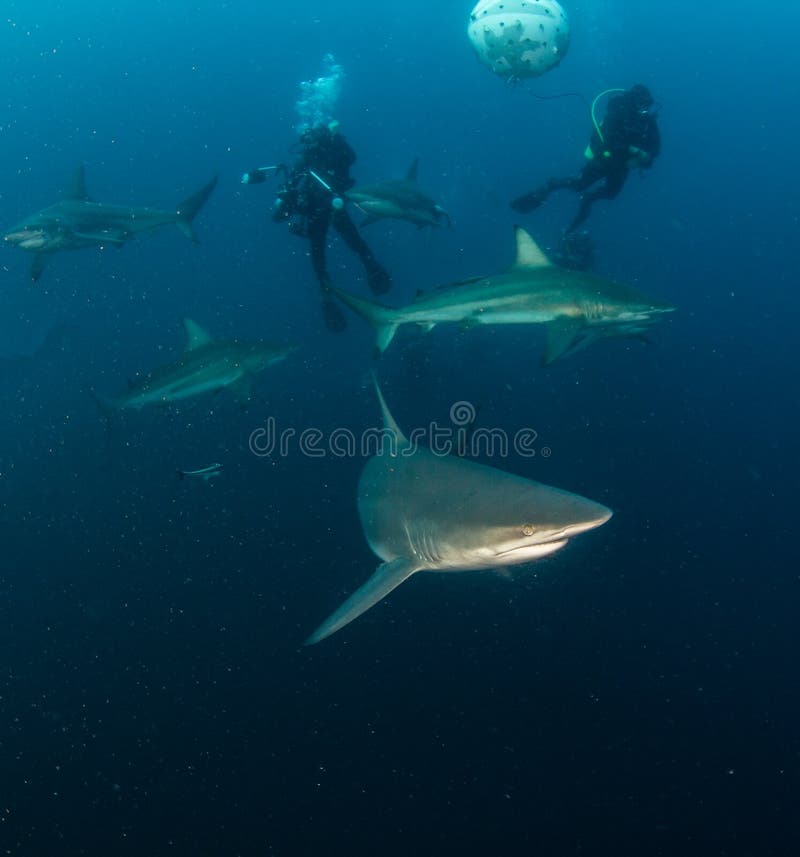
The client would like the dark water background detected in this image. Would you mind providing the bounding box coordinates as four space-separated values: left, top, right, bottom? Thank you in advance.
1 1 799 854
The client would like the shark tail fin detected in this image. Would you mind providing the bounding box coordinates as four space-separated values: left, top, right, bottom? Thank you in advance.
175 175 218 241
88 388 118 441
88 388 113 420
331 287 400 352
305 558 419 645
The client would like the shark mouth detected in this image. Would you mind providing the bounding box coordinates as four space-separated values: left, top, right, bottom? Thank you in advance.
5 229 49 250
494 539 568 562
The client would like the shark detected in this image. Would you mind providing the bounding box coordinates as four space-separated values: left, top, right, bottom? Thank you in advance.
333 226 675 364
93 319 295 413
346 158 450 229
3 166 218 281
305 380 612 644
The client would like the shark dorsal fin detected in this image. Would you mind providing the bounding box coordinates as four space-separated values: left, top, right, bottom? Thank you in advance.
65 165 91 201
405 158 419 182
511 226 554 270
182 318 213 351
372 375 408 450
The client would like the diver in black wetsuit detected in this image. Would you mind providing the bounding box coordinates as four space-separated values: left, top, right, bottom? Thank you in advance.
511 84 661 233
268 122 392 331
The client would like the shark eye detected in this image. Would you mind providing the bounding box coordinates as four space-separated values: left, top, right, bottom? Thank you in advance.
521 524 536 536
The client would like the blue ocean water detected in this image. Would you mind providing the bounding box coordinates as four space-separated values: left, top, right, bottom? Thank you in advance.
1 1 798 854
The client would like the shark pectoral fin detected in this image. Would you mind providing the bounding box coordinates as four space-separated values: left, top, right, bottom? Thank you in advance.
435 206 452 228
176 222 194 240
375 322 399 352
30 254 49 282
305 558 420 645
544 319 585 365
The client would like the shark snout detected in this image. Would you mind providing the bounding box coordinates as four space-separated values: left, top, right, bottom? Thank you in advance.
4 229 46 250
489 500 612 564
541 499 613 542
564 503 613 536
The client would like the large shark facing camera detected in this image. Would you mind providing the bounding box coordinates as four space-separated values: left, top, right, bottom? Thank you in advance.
306 380 612 644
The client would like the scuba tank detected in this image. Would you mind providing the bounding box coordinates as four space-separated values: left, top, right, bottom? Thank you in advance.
584 88 625 160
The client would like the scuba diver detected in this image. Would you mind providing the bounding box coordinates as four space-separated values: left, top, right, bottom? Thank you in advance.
511 84 661 233
246 121 392 332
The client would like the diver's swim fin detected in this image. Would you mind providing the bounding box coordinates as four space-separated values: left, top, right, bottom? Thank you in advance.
510 190 546 213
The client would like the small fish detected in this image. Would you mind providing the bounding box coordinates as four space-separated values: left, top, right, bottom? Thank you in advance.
178 463 223 482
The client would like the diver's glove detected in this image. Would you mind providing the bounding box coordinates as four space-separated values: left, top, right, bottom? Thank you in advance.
241 164 285 185
241 167 269 185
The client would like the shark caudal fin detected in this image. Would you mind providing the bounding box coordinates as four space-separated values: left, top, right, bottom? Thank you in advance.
331 287 402 352
175 175 218 240
88 387 116 420
87 388 119 441
305 557 420 645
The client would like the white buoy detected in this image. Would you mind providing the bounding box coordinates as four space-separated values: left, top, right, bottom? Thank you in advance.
467 0 570 81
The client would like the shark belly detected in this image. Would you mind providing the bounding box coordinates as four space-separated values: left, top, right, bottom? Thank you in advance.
472 307 564 325
394 517 570 573
404 289 571 328
160 368 243 400
124 367 243 407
